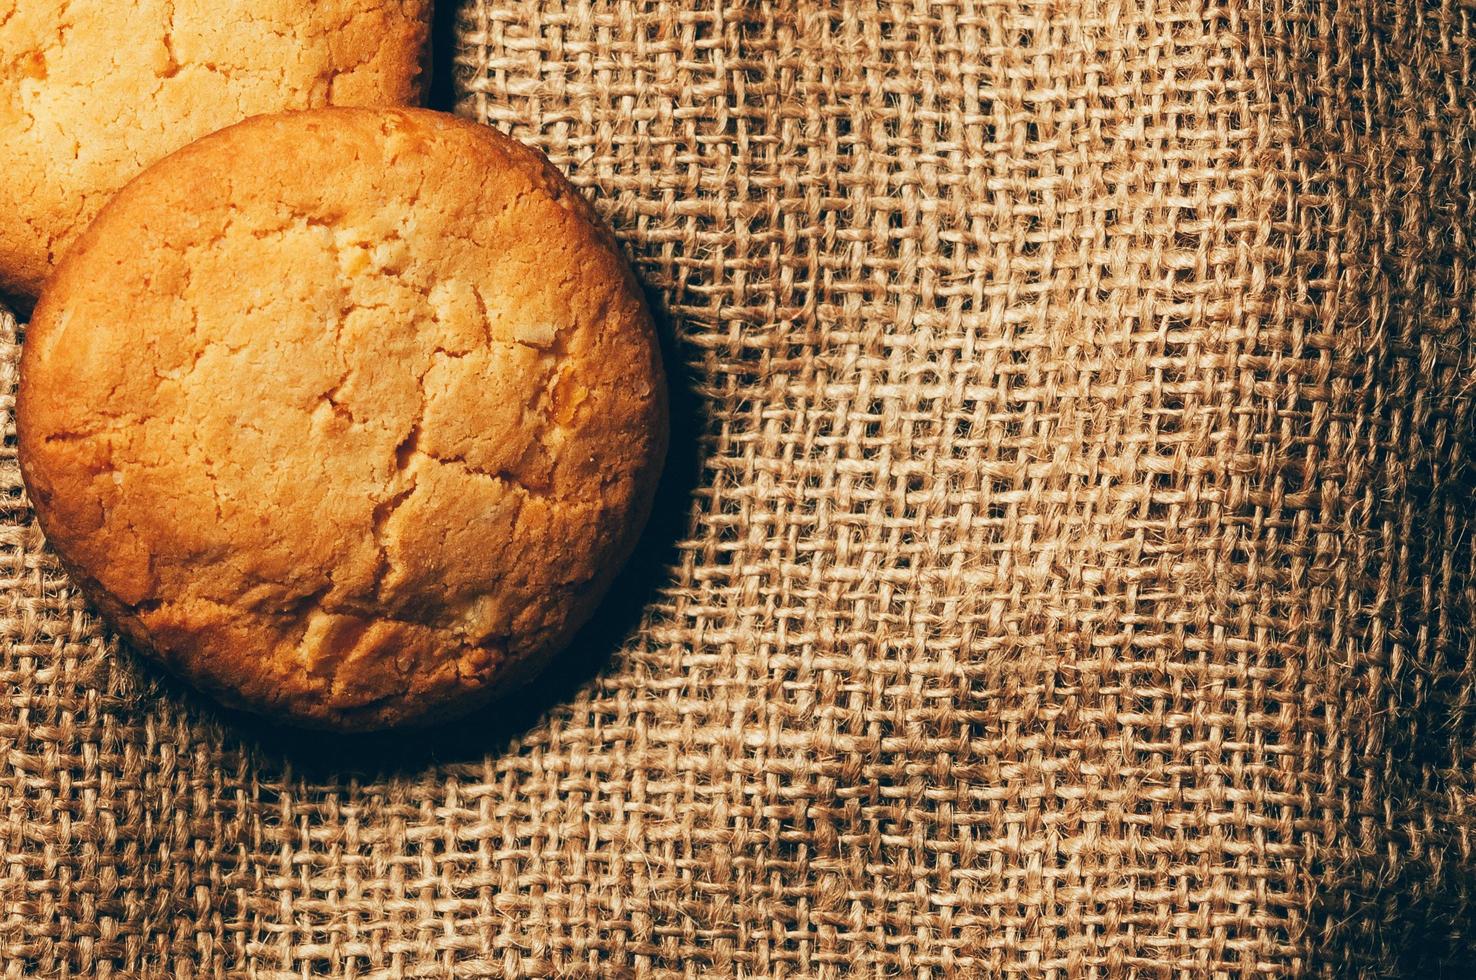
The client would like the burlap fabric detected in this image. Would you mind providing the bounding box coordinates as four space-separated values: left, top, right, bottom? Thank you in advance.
3 0 1475 975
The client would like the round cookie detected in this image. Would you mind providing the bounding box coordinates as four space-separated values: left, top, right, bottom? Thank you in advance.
0 0 431 300
18 108 668 730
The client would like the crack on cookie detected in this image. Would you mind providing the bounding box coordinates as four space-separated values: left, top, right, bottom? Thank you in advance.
461 282 567 355
316 601 470 638
321 388 356 424
330 689 399 715
197 447 225 525
427 452 551 498
41 417 140 444
278 583 331 622
393 422 420 470
158 0 181 79
322 0 422 104
383 338 439 479
468 282 491 345
326 45 390 105
52 0 77 49
318 371 357 424
368 479 416 604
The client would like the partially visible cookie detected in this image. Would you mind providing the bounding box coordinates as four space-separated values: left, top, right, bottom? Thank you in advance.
18 108 668 731
0 0 431 299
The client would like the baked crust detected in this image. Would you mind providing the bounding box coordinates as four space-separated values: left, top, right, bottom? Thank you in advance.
0 0 431 298
17 107 668 730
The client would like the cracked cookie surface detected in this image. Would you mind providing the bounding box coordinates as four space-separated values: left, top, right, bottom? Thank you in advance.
17 108 668 730
0 0 430 299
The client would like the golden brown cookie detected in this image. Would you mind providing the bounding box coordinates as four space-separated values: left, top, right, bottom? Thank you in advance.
18 108 668 731
0 0 431 300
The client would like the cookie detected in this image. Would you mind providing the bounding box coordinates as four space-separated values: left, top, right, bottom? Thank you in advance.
0 0 431 300
18 108 668 731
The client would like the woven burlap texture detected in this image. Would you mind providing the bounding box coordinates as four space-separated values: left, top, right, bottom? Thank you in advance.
4 0 1476 976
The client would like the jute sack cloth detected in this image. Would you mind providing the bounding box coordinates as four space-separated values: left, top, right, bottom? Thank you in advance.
3 0 1475 975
